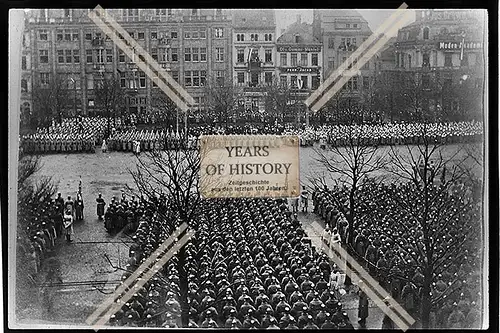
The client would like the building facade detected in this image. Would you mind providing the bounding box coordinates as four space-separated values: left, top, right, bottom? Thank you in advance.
389 9 485 120
22 8 232 117
231 9 277 113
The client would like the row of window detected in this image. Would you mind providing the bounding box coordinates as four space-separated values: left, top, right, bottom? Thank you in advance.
236 33 273 42
41 27 226 42
40 47 225 64
280 53 319 67
327 37 360 49
236 49 273 63
396 52 480 68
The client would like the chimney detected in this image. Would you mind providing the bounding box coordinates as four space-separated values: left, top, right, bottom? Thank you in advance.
297 14 301 24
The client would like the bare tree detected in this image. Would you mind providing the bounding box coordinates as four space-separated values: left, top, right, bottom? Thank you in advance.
264 79 300 124
94 74 125 135
31 74 70 128
203 76 241 128
126 148 202 327
313 119 388 245
380 123 483 328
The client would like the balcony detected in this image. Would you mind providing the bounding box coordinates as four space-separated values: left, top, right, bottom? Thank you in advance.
248 59 263 71
91 38 105 47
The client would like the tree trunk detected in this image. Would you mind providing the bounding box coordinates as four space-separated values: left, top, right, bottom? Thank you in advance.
421 271 433 328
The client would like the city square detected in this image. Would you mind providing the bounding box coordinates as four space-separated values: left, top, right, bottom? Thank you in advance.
11 7 487 330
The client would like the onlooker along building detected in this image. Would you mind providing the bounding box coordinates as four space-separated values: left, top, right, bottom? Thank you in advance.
22 8 232 119
231 9 277 114
387 9 485 121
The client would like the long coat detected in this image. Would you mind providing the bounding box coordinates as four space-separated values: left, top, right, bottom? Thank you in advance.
358 290 369 320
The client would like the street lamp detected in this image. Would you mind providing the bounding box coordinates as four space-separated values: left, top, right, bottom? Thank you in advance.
70 77 77 116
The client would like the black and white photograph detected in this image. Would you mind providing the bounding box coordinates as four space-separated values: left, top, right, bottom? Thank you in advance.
7 7 492 330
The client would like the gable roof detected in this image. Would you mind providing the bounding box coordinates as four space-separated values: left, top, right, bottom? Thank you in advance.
277 22 320 44
232 9 275 29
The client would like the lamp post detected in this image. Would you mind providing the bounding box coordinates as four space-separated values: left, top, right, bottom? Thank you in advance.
70 77 77 116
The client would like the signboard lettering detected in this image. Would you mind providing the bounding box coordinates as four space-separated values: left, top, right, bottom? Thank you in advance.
200 135 300 198
277 45 321 53
281 67 319 73
438 41 483 50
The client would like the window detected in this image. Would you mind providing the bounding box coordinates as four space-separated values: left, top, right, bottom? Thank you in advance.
216 47 224 62
159 48 167 62
171 48 178 62
291 53 297 66
300 76 308 89
300 53 307 66
192 9 198 15
192 31 199 39
408 54 412 68
184 48 191 62
353 23 358 28
120 72 126 88
72 32 79 41
280 53 287 66
96 49 104 63
171 31 178 39
151 31 157 39
265 33 272 41
40 73 50 85
216 71 225 86
291 75 297 88
237 33 244 41
192 47 199 62
200 30 206 39
346 23 350 28
423 27 430 40
328 37 335 48
57 50 64 63
139 71 146 88
138 32 144 40
422 53 430 67
21 56 26 70
151 48 158 61
123 9 139 21
444 53 452 67
237 72 245 84
185 71 192 86
21 79 28 92
461 53 468 67
312 76 320 89
295 35 300 43
57 30 63 41
39 49 49 63
85 33 92 40
401 53 405 68
363 76 369 89
106 49 113 62
237 49 245 63
64 9 71 17
422 74 430 88
311 53 318 66
65 31 71 41
265 49 272 63
352 38 356 46
350 76 358 90
251 72 259 86
171 71 179 83
88 99 94 107
156 9 166 16
200 47 207 62
65 50 72 63
119 50 125 63
214 28 224 38
39 30 48 40
128 31 135 39
86 50 93 63
265 72 273 84
184 31 191 39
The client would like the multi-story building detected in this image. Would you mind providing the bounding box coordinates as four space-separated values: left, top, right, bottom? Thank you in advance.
275 15 322 123
232 9 277 113
276 15 322 92
312 9 375 98
388 9 485 120
22 8 232 117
